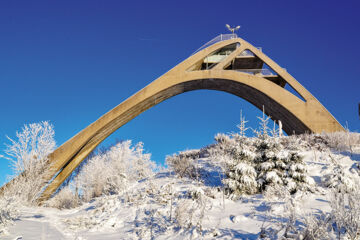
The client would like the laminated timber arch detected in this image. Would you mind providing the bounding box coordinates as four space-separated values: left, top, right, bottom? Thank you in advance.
35 36 343 202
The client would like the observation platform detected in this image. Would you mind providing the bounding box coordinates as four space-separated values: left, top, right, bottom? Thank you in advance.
191 34 286 87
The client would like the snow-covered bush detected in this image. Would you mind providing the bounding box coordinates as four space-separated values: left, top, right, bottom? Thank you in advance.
322 163 359 192
299 213 332 240
299 133 330 151
299 131 360 153
297 184 360 240
264 184 290 201
280 134 307 151
321 131 360 152
329 185 360 239
3 121 56 205
166 149 199 178
133 206 168 240
0 196 18 235
175 187 209 232
47 187 79 209
68 140 156 202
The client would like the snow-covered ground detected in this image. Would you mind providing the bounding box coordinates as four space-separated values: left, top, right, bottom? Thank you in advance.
2 145 360 240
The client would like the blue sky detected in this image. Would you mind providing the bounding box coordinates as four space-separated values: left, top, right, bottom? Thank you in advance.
0 0 359 185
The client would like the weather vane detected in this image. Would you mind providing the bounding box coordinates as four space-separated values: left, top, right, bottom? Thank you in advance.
225 24 240 34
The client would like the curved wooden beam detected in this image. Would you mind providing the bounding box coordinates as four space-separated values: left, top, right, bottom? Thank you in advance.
35 37 343 202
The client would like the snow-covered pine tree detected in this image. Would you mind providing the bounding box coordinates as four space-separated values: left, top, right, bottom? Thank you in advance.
254 136 311 194
218 111 313 199
214 125 258 199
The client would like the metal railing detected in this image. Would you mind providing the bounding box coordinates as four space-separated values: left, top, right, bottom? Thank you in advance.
192 34 264 57
236 69 276 76
192 34 237 55
238 49 254 57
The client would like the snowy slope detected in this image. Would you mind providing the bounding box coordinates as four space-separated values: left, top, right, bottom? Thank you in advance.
2 145 360 240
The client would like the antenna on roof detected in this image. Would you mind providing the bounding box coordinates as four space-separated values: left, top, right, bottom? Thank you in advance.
225 24 240 34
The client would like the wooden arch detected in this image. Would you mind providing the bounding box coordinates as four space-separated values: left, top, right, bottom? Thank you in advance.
36 36 343 202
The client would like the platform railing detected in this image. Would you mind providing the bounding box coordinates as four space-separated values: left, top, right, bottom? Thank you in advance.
235 69 275 76
192 34 237 55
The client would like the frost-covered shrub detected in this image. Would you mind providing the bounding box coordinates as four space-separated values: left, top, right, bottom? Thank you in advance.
297 184 360 240
280 134 307 151
299 134 330 151
323 167 355 192
47 187 79 209
299 131 360 153
175 187 209 232
188 186 205 200
3 121 56 205
264 184 290 201
69 140 156 202
166 149 199 178
133 206 168 239
175 199 196 229
321 131 360 152
0 196 18 235
329 185 360 239
299 213 332 240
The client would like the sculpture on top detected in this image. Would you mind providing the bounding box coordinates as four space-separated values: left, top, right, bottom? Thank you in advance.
225 24 241 34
